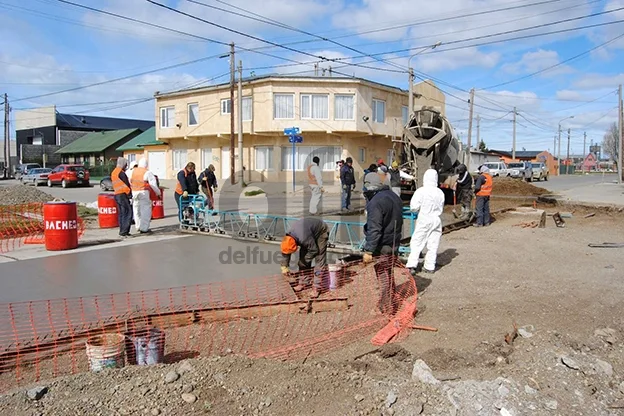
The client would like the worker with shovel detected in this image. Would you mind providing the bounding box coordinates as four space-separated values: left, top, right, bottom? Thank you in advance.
280 217 329 299
453 163 473 220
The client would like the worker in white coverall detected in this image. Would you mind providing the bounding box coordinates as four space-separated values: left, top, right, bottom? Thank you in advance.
307 156 324 215
405 169 445 274
131 158 161 234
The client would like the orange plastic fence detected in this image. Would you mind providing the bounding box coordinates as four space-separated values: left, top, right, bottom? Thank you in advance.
0 203 86 253
0 256 417 392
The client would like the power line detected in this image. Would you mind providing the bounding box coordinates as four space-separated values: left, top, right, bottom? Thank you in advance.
481 31 624 90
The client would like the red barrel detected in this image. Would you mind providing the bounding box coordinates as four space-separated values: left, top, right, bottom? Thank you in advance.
43 201 79 251
97 193 119 229
151 187 165 220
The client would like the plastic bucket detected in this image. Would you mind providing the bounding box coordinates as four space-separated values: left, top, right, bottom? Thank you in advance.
329 264 342 291
43 201 78 251
85 333 126 372
126 328 165 366
97 193 119 228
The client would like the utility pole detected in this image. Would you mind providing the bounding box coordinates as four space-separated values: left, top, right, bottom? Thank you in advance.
408 68 415 115
566 128 571 175
557 124 562 176
237 60 244 187
466 89 475 151
583 131 587 174
618 84 623 184
476 114 481 147
3 93 8 179
229 43 235 185
553 135 557 158
512 107 517 161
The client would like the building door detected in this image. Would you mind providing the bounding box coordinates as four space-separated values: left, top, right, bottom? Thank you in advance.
148 151 166 179
221 147 230 180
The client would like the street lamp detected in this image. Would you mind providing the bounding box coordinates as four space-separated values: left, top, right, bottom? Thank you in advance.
408 41 442 115
557 115 574 175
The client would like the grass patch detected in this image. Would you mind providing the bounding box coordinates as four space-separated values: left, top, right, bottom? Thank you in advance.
78 206 98 217
244 189 265 197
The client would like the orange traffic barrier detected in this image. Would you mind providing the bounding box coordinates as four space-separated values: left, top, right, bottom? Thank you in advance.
97 193 119 229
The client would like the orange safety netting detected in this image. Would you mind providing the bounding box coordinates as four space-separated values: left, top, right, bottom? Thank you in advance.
0 203 86 253
0 256 418 392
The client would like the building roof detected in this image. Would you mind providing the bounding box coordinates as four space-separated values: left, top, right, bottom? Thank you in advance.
56 128 139 154
55 113 154 131
155 74 430 99
489 150 544 159
116 127 162 151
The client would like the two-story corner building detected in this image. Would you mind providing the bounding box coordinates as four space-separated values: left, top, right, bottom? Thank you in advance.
146 75 445 183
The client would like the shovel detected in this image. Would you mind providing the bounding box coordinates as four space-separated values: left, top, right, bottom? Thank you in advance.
452 190 459 218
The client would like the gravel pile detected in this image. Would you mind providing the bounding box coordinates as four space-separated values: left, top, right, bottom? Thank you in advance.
0 185 55 206
492 177 550 196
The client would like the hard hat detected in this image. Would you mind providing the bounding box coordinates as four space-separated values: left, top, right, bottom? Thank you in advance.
377 159 384 165
391 161 398 168
281 235 298 254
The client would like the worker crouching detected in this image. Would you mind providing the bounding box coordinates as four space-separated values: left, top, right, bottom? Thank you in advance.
280 217 329 299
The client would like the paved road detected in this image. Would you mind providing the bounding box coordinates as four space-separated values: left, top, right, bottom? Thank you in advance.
535 173 624 206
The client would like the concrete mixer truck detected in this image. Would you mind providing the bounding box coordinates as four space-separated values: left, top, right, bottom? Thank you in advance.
394 106 467 201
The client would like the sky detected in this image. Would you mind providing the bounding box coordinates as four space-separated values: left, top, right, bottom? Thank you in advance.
1 0 623 157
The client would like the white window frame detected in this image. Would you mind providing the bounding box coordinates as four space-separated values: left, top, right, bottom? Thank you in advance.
281 146 342 171
127 153 137 163
358 147 366 163
273 93 295 120
160 106 175 128
372 99 386 124
300 94 329 120
401 106 409 125
221 98 231 115
255 146 274 171
334 94 355 120
188 103 199 126
202 148 212 168
242 96 253 122
172 149 188 171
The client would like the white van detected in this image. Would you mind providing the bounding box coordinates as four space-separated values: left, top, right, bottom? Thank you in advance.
474 162 509 177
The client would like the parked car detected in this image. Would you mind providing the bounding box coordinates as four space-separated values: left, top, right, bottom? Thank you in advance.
507 162 533 182
474 161 509 177
100 176 113 191
531 162 549 181
21 168 52 186
15 163 41 180
47 164 90 188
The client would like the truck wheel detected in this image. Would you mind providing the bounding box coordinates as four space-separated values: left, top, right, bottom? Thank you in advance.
544 175 548 181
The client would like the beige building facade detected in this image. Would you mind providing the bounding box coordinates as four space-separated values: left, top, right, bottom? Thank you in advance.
144 76 445 183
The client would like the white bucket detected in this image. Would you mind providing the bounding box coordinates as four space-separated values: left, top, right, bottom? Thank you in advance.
328 264 342 291
86 333 126 372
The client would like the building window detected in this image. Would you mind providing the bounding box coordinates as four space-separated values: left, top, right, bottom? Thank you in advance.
402 106 409 125
335 94 354 120
242 96 252 121
281 146 342 171
172 149 187 171
188 103 199 126
127 153 136 163
160 106 175 128
33 135 43 146
74 156 81 164
372 99 385 123
274 93 294 119
221 99 231 115
255 146 274 170
300 94 329 119
359 147 366 163
202 148 212 168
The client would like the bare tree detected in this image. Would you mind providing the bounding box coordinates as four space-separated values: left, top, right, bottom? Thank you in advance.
602 122 619 161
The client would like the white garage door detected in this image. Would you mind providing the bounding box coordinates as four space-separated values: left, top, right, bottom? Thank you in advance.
148 151 166 179
221 147 230 180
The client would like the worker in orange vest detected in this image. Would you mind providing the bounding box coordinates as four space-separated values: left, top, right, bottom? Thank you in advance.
131 158 161 234
111 157 133 237
174 162 198 219
474 165 493 227
307 156 324 215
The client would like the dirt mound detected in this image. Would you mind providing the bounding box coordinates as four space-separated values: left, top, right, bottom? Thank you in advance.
492 177 549 196
0 185 55 206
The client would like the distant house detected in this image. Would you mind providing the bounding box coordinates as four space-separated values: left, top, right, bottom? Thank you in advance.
116 127 169 178
581 153 598 171
489 149 557 175
56 129 143 167
466 150 501 172
14 106 154 167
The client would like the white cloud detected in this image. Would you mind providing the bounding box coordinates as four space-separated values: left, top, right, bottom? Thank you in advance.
573 73 624 89
501 49 574 77
412 47 500 72
555 90 583 101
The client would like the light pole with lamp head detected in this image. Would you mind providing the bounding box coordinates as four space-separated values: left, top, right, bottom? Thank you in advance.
408 41 442 115
557 115 574 175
